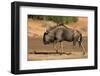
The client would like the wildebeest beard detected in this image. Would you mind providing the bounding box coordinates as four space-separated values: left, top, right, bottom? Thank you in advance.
43 32 55 44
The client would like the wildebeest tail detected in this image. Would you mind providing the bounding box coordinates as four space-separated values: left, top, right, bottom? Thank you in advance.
79 34 82 47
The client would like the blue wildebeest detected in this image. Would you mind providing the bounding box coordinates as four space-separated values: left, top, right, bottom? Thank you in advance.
43 23 85 55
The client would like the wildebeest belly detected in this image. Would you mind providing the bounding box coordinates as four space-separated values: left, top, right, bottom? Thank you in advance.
63 31 73 42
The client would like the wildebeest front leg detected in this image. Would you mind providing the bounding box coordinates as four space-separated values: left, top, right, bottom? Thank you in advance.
59 42 63 55
61 42 63 54
53 42 58 54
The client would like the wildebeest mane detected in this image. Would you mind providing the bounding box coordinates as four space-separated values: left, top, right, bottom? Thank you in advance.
46 23 69 33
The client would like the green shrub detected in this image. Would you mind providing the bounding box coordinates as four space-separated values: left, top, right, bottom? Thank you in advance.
28 15 78 24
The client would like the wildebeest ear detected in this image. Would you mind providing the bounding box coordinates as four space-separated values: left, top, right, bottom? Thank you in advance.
45 30 50 33
44 32 48 35
46 30 49 32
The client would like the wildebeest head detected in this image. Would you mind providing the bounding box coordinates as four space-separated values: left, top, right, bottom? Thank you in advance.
43 31 55 44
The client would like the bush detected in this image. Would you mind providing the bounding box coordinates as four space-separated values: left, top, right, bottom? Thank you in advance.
28 15 78 24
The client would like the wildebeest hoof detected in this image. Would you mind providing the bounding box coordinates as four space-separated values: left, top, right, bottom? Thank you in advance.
59 53 63 55
56 50 59 54
83 52 85 55
57 52 62 55
66 52 72 55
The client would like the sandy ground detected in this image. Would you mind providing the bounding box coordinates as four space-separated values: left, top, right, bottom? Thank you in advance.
28 53 87 61
28 37 88 61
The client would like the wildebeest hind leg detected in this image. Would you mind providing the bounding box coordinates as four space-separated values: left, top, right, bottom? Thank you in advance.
81 43 85 55
79 42 85 55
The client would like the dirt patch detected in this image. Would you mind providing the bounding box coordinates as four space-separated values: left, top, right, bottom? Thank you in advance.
28 37 88 61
